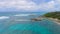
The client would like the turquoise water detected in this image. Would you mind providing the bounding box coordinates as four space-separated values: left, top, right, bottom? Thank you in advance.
0 12 60 34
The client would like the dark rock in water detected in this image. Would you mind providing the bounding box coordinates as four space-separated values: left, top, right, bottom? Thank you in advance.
31 18 42 21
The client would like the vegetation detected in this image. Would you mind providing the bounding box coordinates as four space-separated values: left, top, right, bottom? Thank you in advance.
44 12 60 20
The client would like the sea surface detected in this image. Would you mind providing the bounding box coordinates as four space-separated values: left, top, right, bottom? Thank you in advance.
0 12 60 34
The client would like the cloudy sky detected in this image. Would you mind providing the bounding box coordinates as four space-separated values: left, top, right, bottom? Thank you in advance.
0 0 60 12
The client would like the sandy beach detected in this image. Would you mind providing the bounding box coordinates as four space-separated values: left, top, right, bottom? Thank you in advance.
47 18 60 25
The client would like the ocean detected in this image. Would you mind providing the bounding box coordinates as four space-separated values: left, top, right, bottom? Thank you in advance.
0 12 60 34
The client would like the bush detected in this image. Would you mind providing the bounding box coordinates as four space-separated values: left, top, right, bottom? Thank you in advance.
44 12 60 20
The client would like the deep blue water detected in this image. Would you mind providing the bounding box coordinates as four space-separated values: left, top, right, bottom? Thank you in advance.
0 12 60 34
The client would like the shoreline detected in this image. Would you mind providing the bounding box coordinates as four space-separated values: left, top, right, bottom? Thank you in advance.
47 18 60 25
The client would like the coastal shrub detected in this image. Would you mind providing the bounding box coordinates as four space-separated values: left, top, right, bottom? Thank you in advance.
44 12 60 20
58 17 60 20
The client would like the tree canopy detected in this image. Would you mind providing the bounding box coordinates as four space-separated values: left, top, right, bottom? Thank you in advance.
44 12 60 20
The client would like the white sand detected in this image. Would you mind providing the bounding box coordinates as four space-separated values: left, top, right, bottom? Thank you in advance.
48 18 60 25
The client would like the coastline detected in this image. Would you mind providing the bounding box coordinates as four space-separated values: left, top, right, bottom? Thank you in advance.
47 18 60 25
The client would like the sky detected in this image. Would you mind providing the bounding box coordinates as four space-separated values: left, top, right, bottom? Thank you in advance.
0 0 60 12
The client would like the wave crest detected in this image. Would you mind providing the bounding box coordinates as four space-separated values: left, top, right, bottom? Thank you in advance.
14 14 30 16
0 16 9 19
15 19 30 21
14 14 36 16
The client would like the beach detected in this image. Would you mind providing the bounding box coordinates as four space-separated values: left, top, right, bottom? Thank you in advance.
47 18 60 25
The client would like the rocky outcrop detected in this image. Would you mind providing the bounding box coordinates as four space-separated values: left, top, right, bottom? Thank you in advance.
31 18 42 21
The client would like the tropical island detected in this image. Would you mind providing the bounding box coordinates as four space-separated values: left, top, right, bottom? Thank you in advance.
31 11 60 24
44 12 60 20
44 11 60 24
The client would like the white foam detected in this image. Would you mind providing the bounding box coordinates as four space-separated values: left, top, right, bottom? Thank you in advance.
0 16 9 19
14 14 30 16
14 14 36 16
15 19 30 21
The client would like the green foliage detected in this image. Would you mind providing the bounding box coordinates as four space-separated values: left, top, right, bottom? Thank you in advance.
44 12 60 20
58 17 60 20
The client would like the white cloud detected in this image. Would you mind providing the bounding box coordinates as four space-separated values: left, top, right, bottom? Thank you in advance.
0 0 59 11
54 0 60 11
38 1 55 11
0 0 39 10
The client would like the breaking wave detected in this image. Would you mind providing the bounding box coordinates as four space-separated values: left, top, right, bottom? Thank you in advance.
14 14 30 16
0 16 9 19
15 19 30 21
14 14 36 16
